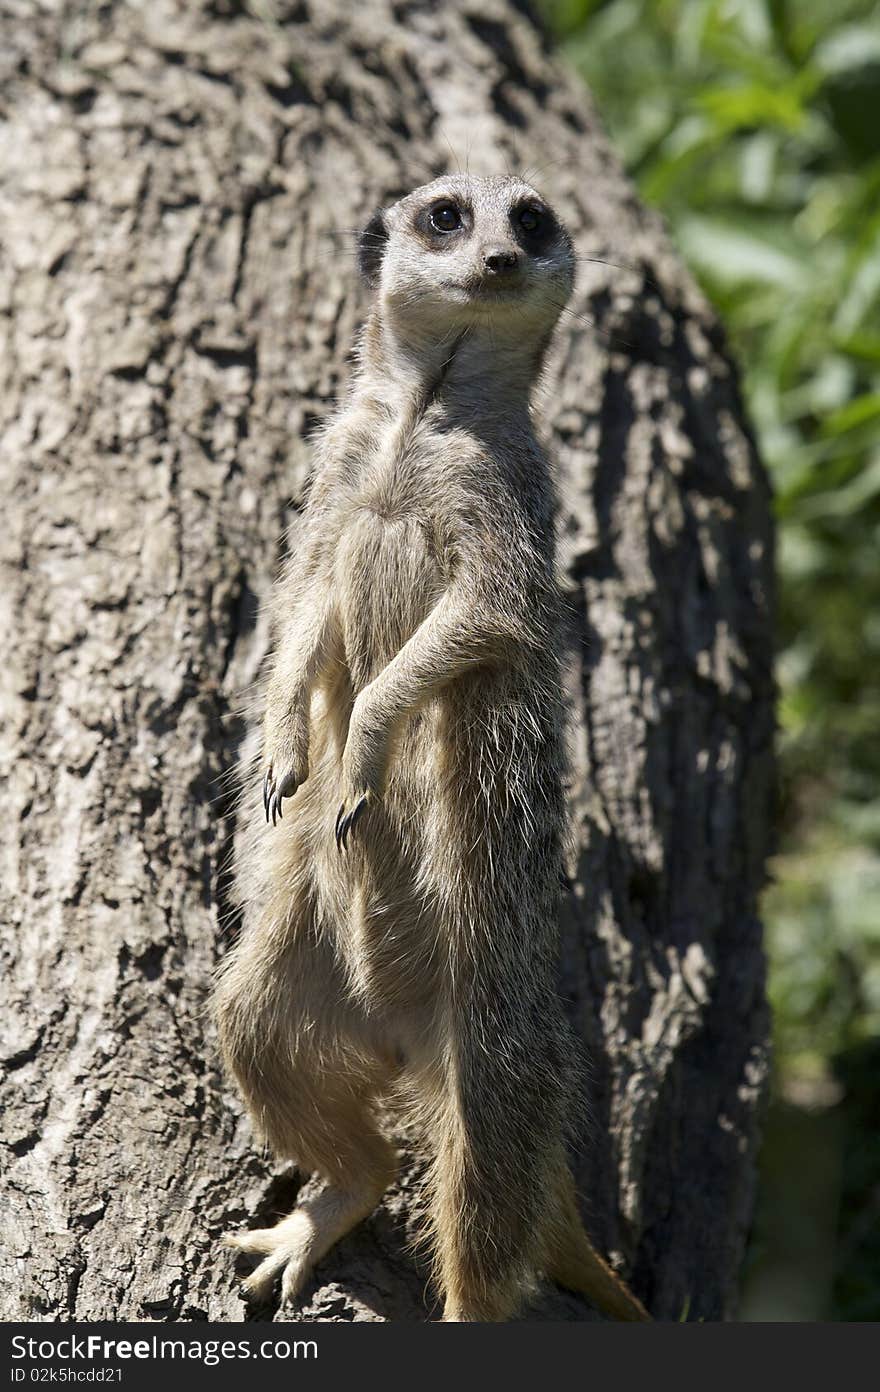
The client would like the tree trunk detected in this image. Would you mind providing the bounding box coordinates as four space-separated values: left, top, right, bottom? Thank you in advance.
0 0 774 1322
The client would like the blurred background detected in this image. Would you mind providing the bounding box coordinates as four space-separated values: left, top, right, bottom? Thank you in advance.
539 0 880 1320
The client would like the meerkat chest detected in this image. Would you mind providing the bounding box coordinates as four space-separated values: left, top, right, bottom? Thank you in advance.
333 435 450 688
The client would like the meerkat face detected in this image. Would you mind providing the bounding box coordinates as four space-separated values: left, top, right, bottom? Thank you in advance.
359 175 575 338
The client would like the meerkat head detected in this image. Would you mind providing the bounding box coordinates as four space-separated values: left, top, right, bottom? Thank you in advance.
358 174 575 343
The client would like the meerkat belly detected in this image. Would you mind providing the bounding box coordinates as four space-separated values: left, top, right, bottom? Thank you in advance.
335 507 441 690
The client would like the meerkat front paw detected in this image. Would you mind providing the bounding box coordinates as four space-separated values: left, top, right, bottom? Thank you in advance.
262 703 310 826
334 689 389 849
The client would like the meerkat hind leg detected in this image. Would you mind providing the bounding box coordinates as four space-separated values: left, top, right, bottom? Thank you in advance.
218 981 397 1301
217 889 399 1304
227 1112 395 1304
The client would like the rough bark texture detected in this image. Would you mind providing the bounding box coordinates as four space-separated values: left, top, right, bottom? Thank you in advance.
0 0 774 1322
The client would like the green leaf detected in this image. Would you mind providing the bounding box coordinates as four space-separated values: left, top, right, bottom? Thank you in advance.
675 214 809 288
822 393 880 436
834 331 880 364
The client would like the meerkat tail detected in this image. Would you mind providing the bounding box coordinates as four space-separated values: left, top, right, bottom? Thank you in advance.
546 1221 650 1322
544 1169 651 1322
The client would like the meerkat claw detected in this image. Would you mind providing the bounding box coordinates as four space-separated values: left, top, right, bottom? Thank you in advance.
264 770 301 827
335 794 369 851
347 795 369 843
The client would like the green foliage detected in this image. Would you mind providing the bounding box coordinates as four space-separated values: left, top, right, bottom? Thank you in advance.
537 0 880 1318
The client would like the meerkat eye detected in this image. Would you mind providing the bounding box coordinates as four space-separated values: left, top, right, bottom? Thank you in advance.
518 206 543 233
429 202 462 233
511 201 558 254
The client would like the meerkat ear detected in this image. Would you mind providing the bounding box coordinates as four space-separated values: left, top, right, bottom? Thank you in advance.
358 209 388 288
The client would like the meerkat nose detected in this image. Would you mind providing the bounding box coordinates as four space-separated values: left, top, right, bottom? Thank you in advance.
483 248 519 275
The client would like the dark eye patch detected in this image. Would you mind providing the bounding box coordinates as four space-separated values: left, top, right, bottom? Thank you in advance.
510 201 558 255
358 209 388 286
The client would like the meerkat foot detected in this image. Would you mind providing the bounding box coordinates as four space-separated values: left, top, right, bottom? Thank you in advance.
334 793 370 852
226 1180 383 1304
225 1216 316 1303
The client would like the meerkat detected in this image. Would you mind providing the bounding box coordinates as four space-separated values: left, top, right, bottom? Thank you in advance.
213 173 649 1323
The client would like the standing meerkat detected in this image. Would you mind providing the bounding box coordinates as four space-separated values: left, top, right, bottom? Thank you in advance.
214 173 649 1323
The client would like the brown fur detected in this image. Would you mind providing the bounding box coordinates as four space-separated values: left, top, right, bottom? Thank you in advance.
213 175 649 1322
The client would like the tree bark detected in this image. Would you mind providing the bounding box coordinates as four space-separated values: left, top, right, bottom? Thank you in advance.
0 0 774 1322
